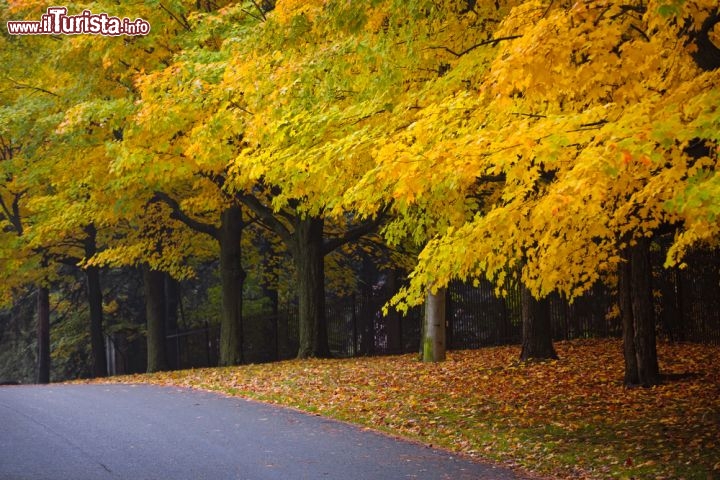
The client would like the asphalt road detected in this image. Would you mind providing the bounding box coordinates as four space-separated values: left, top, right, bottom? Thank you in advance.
0 384 525 480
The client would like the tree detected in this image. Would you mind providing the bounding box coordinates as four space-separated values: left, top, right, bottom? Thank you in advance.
362 1 718 383
422 287 447 362
143 265 168 373
0 13 66 382
121 2 393 358
519 283 557 362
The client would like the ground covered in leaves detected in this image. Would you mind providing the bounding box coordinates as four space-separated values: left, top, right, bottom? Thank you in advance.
91 339 719 479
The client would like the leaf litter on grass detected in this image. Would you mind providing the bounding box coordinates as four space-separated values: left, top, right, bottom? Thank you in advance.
88 339 720 479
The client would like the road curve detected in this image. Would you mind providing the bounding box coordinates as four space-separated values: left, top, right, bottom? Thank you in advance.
0 384 526 480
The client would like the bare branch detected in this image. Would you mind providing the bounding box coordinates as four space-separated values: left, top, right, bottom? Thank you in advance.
427 35 522 58
249 0 267 21
5 77 59 97
238 193 293 246
151 191 218 238
159 3 192 31
323 206 390 255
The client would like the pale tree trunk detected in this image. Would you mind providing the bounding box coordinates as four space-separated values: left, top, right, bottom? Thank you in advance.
519 283 558 361
422 287 446 362
144 266 168 373
36 285 50 384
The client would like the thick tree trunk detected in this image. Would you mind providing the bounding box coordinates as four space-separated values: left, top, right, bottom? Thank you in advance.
422 287 447 362
294 215 330 359
519 284 558 361
84 225 107 378
36 285 50 384
630 238 660 387
619 252 639 386
218 205 245 366
144 266 168 373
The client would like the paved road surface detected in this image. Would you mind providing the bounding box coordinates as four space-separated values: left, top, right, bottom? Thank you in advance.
0 384 525 480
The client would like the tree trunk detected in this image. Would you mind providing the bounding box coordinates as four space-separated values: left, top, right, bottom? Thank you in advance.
422 287 447 362
619 251 639 385
144 266 168 373
218 205 245 366
36 285 50 384
630 237 659 387
294 215 330 359
84 225 107 378
519 283 558 361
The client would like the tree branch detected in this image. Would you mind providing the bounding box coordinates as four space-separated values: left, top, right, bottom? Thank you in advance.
152 191 218 238
323 208 389 256
159 3 192 31
237 194 293 246
427 35 522 58
249 0 267 21
5 77 59 97
689 12 720 71
0 191 24 235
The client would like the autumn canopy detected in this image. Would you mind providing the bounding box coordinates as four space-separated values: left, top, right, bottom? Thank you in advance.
1 0 718 385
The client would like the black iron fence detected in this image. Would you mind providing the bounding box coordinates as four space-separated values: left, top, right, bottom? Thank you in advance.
164 244 719 370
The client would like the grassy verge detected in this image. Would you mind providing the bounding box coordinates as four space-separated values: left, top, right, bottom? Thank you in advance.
88 339 720 479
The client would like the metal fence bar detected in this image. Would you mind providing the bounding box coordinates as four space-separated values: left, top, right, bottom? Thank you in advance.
165 245 719 367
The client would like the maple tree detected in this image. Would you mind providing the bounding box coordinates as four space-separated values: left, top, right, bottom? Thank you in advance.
51 0 256 369
1 0 232 374
0 13 70 382
118 0 395 359
2 0 718 387
345 0 719 380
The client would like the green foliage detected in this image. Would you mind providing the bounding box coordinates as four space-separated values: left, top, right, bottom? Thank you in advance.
2 0 718 375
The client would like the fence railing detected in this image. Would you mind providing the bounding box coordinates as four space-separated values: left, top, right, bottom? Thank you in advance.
161 243 719 369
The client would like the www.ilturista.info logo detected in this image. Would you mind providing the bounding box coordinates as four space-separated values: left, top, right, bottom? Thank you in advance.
7 7 150 36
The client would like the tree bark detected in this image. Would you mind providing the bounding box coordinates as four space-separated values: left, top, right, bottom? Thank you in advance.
630 237 660 387
84 224 107 378
218 205 245 366
144 266 168 373
422 287 447 362
519 283 558 361
293 215 330 359
152 193 247 367
36 285 50 384
618 251 639 386
238 195 383 360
